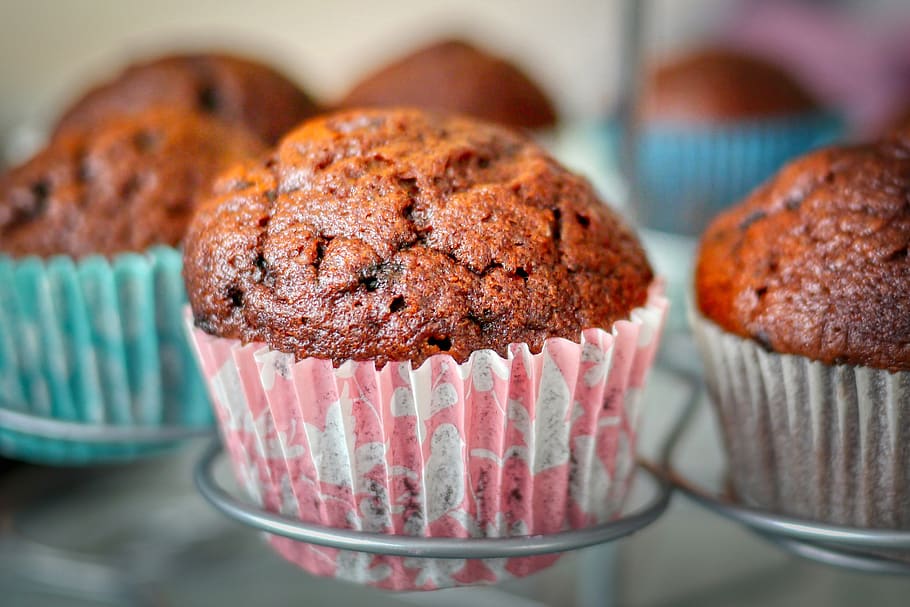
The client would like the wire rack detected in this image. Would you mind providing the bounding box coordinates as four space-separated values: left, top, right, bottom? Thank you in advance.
194 440 673 560
0 407 212 443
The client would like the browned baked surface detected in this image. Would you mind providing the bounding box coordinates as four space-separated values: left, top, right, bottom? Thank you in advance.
696 131 910 372
55 53 319 144
184 108 652 367
641 47 820 124
0 107 263 258
338 40 557 130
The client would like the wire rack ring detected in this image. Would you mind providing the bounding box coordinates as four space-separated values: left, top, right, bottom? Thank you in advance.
194 439 673 560
0 407 213 443
659 379 910 575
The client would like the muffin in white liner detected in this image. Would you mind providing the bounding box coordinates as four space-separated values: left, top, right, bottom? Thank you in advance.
692 129 910 530
189 283 666 590
692 312 910 528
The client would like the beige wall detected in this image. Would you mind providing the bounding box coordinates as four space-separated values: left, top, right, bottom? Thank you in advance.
0 0 730 140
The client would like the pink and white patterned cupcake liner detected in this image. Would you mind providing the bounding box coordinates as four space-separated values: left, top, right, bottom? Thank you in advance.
189 282 667 590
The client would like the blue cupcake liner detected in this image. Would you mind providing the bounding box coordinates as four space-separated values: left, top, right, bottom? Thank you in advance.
602 113 844 236
0 246 212 464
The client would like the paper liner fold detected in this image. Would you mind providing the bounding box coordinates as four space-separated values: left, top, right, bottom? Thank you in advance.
190 284 667 590
692 313 910 529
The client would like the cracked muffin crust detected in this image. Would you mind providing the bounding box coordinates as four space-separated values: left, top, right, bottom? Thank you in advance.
696 131 910 372
0 107 264 258
184 108 652 367
55 52 320 144
338 40 557 130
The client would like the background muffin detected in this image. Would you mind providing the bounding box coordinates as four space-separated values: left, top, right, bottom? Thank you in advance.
1 107 263 258
0 108 261 463
186 108 651 367
337 40 557 131
640 47 821 124
626 46 841 332
55 52 319 144
631 45 840 237
693 130 910 527
185 108 666 589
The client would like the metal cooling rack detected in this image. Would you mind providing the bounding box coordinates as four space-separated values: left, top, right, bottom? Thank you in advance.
0 406 213 443
194 439 673 559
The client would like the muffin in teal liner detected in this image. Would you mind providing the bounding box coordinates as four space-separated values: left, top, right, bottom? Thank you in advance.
632 113 843 235
0 248 209 463
631 46 844 236
0 107 263 464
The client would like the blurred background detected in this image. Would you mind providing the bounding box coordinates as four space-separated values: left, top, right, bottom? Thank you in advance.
0 0 908 136
3 0 910 605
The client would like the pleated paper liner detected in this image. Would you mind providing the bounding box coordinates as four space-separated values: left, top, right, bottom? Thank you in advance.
189 283 667 590
692 312 910 530
0 247 212 464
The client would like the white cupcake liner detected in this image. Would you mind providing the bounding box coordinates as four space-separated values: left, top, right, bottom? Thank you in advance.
189 283 667 590
692 312 910 528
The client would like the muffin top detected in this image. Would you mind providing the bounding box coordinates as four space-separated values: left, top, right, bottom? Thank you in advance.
55 52 319 144
696 131 910 372
640 47 821 124
184 108 652 367
0 107 263 258
337 40 557 130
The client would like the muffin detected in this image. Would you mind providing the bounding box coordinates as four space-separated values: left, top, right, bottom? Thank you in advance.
640 48 820 124
2 107 263 258
337 40 557 130
693 130 910 528
631 46 840 236
55 52 319 144
0 108 263 464
185 108 667 589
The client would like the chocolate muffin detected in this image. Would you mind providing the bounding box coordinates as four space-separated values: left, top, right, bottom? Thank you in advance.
184 108 652 368
337 40 557 130
696 133 910 372
693 130 910 528
55 53 319 144
640 47 821 123
0 107 263 258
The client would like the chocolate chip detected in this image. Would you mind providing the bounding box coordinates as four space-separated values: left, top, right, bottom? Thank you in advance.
753 330 774 352
226 286 244 308
887 247 908 262
428 335 452 351
739 210 767 230
552 208 562 243
197 85 221 113
361 275 379 291
389 295 406 313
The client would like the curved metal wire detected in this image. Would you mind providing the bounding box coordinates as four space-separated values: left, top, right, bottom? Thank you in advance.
193 440 673 559
659 381 910 573
0 407 213 443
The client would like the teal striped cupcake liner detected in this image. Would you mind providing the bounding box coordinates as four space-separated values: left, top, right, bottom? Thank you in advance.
0 246 212 464
602 113 844 236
